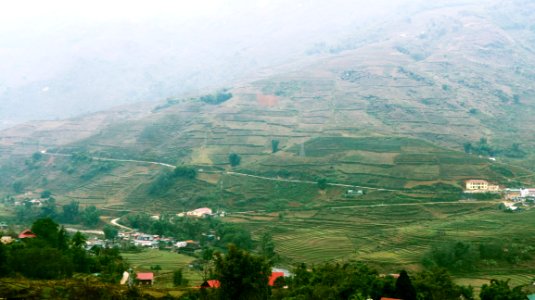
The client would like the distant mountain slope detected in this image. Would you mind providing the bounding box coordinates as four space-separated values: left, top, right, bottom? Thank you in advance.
1 0 535 209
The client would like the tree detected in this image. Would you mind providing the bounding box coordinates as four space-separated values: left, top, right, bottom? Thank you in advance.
214 245 271 300
480 279 528 300
395 270 416 300
40 190 52 198
413 268 474 300
62 200 80 223
463 142 473 154
103 225 119 241
259 232 277 263
229 153 241 167
271 140 280 153
0 243 9 276
317 178 328 190
31 217 60 246
71 231 87 248
81 205 100 227
173 268 189 287
174 166 197 179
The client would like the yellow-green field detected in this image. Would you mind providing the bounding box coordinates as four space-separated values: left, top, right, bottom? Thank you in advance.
122 249 203 288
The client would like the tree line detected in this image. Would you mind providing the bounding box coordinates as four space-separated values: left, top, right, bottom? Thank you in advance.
179 245 529 300
0 218 126 281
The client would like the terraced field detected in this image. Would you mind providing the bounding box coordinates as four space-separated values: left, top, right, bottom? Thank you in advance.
226 202 535 276
122 249 203 288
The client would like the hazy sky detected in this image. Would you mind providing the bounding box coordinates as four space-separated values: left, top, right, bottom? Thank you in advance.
0 0 440 127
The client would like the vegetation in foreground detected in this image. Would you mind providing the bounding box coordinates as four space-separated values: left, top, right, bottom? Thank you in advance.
0 218 532 299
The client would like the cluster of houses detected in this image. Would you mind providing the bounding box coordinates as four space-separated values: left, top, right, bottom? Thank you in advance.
464 179 535 212
1 228 38 245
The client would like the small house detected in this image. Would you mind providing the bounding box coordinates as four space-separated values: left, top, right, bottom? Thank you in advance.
465 180 489 191
201 279 221 288
136 272 154 286
269 272 285 287
1 236 13 244
187 207 213 218
18 229 36 239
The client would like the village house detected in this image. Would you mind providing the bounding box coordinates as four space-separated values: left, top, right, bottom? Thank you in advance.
521 188 535 198
186 207 213 218
1 236 14 245
18 229 36 239
201 279 221 288
136 272 154 286
268 272 285 287
465 180 500 192
505 188 522 200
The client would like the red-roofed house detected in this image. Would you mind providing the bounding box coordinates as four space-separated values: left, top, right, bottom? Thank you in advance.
269 272 285 287
18 229 36 239
380 298 402 300
201 279 221 288
136 272 154 285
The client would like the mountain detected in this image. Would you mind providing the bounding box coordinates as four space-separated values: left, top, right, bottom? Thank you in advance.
2 0 535 273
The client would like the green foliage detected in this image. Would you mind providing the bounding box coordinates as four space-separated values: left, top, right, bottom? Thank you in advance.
464 139 526 158
490 165 514 177
148 170 177 196
424 240 534 271
200 90 233 105
70 152 93 164
259 232 277 263
3 218 127 280
173 268 189 287
317 178 328 190
463 142 473 153
61 200 80 223
80 161 116 181
174 166 197 179
214 244 271 300
103 225 119 240
271 139 280 153
395 270 416 300
413 268 474 300
148 166 198 195
229 153 241 167
81 205 100 227
40 190 52 198
502 143 527 159
480 279 528 300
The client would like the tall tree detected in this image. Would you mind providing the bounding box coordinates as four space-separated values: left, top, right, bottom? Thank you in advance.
259 232 277 263
271 139 280 153
395 270 417 300
229 153 241 167
81 205 100 227
214 245 271 300
103 225 119 241
62 200 80 223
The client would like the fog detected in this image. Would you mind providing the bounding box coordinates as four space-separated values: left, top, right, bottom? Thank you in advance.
0 0 479 128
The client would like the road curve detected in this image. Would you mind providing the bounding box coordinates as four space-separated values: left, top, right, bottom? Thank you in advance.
110 218 134 231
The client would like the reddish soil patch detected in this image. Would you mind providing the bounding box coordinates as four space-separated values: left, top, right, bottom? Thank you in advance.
256 93 279 107
287 202 301 208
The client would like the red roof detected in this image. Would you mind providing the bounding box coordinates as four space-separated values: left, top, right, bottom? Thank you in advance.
380 298 402 300
268 272 285 286
18 229 36 239
201 280 221 288
136 272 154 281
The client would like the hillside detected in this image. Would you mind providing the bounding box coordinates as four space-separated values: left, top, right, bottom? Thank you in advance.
1 0 535 280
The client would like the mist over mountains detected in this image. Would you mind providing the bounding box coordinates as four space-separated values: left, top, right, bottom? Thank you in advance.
0 0 426 128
